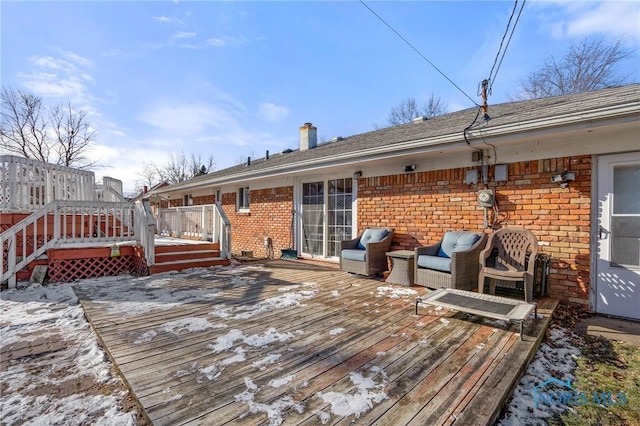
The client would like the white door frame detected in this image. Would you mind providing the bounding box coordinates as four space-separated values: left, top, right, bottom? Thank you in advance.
296 175 357 261
590 152 640 319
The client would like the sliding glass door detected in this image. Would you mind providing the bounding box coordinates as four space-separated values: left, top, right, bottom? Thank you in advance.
301 177 354 259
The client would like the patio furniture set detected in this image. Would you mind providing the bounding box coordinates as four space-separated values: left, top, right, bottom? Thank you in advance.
340 227 546 338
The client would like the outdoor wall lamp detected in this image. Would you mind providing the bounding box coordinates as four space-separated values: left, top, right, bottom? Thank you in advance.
551 170 576 188
404 164 416 173
353 170 363 180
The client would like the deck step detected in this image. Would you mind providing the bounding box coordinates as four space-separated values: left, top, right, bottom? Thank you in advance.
150 242 228 274
149 257 229 274
155 249 221 263
155 243 220 254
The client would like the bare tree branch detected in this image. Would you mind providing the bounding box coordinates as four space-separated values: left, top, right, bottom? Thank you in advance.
1 88 49 161
137 151 216 190
380 94 448 128
514 36 632 100
1 87 97 169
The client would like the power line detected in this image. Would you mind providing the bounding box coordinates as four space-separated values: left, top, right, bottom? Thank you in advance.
489 0 527 93
488 0 519 84
359 0 478 106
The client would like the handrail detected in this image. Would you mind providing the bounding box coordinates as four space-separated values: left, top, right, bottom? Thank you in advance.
157 204 231 258
214 203 232 258
1 200 142 288
134 200 156 267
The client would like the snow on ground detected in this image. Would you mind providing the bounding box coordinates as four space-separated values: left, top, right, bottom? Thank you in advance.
498 325 582 426
0 282 136 425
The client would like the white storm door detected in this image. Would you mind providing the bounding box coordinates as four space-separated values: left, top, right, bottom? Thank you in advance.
595 152 640 319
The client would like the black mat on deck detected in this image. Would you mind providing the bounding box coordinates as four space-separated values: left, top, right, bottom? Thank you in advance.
436 293 514 315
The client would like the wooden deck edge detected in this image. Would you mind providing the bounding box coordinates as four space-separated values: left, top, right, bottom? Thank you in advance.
454 297 560 426
75 293 154 426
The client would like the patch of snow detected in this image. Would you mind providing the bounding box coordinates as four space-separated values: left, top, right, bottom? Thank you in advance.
315 409 331 424
329 328 346 335
252 354 282 370
316 368 388 419
440 318 450 325
278 285 301 292
221 346 247 366
498 326 581 426
134 330 157 344
235 378 304 425
269 374 296 388
376 286 418 299
160 317 224 334
0 282 136 424
331 290 340 297
211 290 317 320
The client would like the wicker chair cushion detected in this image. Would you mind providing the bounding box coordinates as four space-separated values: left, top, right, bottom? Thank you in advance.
438 232 482 258
417 255 452 273
341 249 367 262
357 228 389 250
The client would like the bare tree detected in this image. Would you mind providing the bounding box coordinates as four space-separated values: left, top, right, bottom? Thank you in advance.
235 151 255 166
514 36 632 100
381 94 448 128
136 151 215 191
1 87 96 168
50 102 96 168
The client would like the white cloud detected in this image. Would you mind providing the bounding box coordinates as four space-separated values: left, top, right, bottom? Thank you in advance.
153 15 184 25
173 31 196 39
138 103 241 136
564 2 640 41
19 52 95 107
531 1 640 43
179 36 247 49
258 102 289 122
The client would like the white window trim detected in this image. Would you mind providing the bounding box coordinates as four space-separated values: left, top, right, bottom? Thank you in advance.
238 186 250 212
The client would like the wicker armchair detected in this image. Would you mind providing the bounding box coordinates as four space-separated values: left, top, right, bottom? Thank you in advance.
478 227 538 302
340 228 394 276
414 231 487 290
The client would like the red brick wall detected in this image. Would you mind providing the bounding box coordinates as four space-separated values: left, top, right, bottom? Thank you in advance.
358 155 591 305
193 194 215 205
222 186 294 258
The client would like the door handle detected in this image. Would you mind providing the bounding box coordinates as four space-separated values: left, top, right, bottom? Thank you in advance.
599 226 607 240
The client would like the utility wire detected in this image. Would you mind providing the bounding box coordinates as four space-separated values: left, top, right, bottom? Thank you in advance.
488 0 519 86
489 0 527 93
359 0 478 106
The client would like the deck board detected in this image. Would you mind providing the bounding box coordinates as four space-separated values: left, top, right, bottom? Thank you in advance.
74 259 557 426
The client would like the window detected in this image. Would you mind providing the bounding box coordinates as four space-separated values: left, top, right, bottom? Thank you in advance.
238 186 250 211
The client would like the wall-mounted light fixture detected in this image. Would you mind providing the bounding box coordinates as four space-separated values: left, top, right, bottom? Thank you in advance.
353 170 362 180
404 164 416 173
551 170 576 188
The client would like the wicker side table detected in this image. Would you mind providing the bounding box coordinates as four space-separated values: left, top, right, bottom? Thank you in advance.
385 250 415 286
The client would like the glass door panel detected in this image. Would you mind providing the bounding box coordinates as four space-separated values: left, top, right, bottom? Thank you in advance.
302 181 324 256
328 178 353 258
611 165 640 268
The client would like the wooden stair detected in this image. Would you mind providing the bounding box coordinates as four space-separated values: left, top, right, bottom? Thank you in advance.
149 242 229 274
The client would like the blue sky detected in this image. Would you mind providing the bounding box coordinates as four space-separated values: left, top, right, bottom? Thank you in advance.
2 1 639 194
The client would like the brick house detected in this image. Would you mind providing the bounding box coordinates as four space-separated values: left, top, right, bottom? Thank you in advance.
147 84 640 320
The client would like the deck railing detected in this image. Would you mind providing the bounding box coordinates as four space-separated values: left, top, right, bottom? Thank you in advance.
157 204 231 258
1 155 124 212
1 200 154 288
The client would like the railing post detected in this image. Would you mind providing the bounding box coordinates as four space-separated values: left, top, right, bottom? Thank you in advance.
201 205 206 241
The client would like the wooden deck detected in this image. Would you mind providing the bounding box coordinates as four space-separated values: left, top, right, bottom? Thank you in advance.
73 260 558 426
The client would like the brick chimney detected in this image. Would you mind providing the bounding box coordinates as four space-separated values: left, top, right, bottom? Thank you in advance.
299 122 317 151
